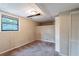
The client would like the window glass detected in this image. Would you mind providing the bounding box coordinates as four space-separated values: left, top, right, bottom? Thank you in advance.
1 15 19 31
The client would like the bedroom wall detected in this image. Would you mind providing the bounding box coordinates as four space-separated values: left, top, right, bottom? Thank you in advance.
36 25 55 43
0 11 37 54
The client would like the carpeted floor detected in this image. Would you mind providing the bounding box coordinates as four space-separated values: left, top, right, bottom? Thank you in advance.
2 40 59 56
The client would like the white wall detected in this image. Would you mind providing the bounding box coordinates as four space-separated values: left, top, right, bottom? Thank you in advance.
0 11 37 54
36 25 55 43
55 11 79 56
55 12 71 56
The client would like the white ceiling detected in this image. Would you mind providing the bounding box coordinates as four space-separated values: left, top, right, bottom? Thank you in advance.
0 3 44 17
36 3 79 17
0 3 79 22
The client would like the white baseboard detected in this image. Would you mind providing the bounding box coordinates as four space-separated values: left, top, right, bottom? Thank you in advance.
0 40 35 55
0 40 55 55
40 40 55 43
55 51 66 56
59 53 67 56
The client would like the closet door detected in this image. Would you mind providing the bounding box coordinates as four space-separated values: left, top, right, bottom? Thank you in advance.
59 13 70 56
70 12 79 56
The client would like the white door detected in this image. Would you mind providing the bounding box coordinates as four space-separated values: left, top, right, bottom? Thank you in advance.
70 12 79 56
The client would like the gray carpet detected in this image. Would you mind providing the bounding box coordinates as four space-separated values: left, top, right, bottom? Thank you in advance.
4 41 59 56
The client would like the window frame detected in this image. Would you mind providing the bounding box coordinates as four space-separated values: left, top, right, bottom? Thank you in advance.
1 15 19 31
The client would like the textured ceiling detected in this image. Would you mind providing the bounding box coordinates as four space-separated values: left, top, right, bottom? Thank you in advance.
0 3 79 22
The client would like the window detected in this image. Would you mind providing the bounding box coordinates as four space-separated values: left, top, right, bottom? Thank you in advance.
1 15 19 31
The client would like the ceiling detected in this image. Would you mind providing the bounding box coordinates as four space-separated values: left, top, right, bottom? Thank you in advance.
0 3 79 22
